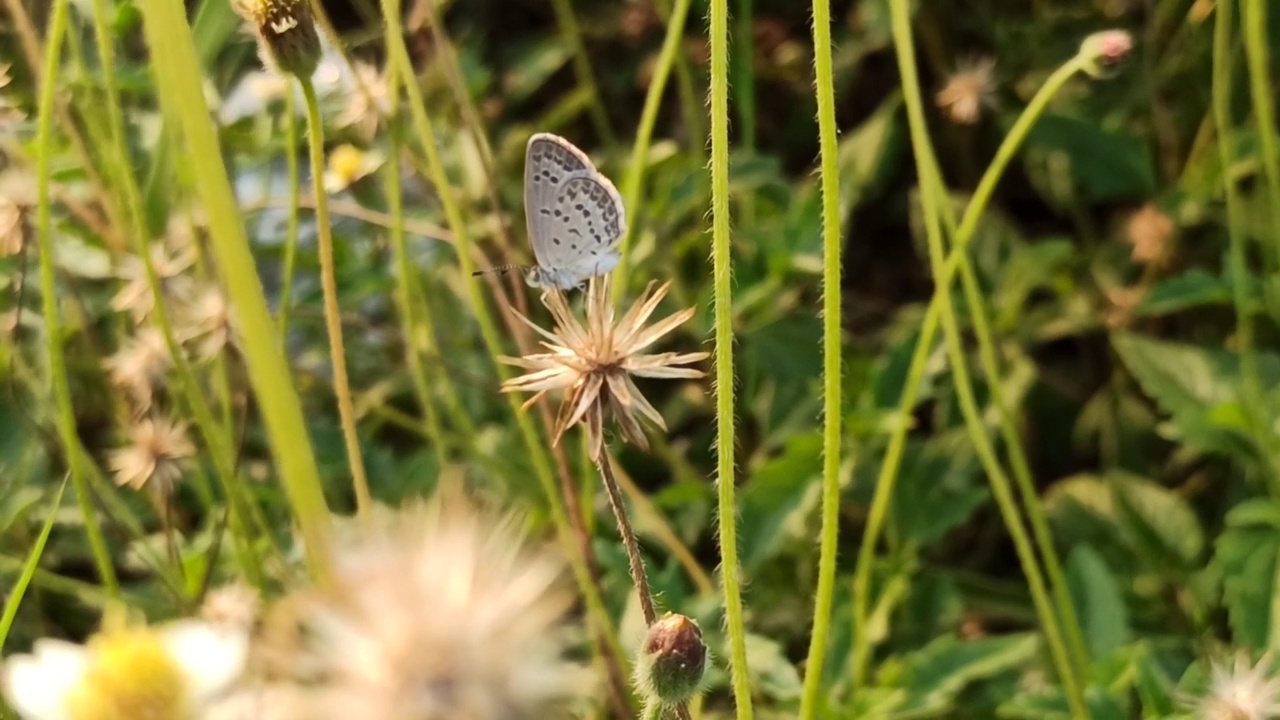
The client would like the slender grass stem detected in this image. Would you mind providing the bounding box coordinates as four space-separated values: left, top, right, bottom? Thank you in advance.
34 0 119 597
708 0 753 716
0 475 68 649
548 0 615 145
850 49 1090 688
379 1 635 710
798 0 844 714
298 77 373 525
138 0 333 586
1239 0 1280 486
615 0 695 297
598 451 658 625
279 91 301 344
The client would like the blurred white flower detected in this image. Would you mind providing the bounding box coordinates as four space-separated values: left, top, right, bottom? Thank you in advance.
107 415 195 494
2 617 248 720
1192 652 1280 720
322 144 385 193
336 62 390 140
102 327 173 411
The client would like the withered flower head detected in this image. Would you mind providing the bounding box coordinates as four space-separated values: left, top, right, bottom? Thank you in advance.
499 276 709 460
293 495 590 720
1125 202 1176 267
111 239 197 324
232 0 322 79
107 415 195 494
103 327 173 411
178 285 236 361
936 56 998 125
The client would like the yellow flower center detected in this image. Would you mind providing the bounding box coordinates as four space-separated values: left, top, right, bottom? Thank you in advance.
328 145 366 185
65 628 190 720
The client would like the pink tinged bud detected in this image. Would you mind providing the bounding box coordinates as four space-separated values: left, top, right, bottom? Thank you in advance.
1080 30 1134 78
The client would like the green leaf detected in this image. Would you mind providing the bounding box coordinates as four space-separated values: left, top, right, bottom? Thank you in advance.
1066 544 1130 661
744 632 803 702
1111 332 1280 457
895 634 1039 715
1026 114 1156 201
1132 269 1236 317
1213 520 1280 649
892 434 987 545
738 433 822 571
1111 471 1205 568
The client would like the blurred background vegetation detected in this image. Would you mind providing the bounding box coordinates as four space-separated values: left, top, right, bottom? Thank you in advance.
3 0 1280 717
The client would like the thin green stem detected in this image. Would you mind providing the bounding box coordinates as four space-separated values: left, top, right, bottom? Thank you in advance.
139 0 332 586
34 0 119 597
0 475 68 649
708 0 753 715
279 90 301 344
798 0 844 714
548 0 615 145
935 191 1089 677
90 0 263 586
379 0 634 709
1239 0 1280 485
598 449 658 625
850 50 1090 688
385 63 449 470
299 77 373 525
614 0 695 297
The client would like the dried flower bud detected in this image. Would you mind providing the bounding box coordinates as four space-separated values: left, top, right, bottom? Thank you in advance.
232 0 321 79
1079 30 1133 79
636 613 708 707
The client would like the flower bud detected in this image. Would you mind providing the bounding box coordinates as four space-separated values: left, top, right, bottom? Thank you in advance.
636 613 708 707
232 0 321 79
1079 30 1133 79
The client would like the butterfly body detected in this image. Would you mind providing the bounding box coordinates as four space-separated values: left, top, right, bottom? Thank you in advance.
521 133 626 290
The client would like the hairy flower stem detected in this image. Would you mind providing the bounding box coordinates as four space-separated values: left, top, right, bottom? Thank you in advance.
299 77 373 525
598 452 658 625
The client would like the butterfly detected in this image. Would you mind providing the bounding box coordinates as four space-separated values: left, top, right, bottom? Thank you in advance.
476 133 626 291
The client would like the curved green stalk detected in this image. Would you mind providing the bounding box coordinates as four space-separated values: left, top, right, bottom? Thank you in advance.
850 49 1090 687
138 0 333 586
90 0 264 586
0 475 68 649
614 0 695 297
708 0 753 715
299 77 373 525
798 0 844 715
1239 0 1280 485
385 63 449 469
929 188 1089 678
279 91 301 344
379 0 635 708
34 0 119 597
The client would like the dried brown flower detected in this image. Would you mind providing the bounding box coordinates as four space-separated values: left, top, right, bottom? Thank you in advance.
111 239 197 324
500 277 708 460
178 285 235 361
103 327 173 411
1125 202 1176 267
107 416 195 494
936 57 998 125
232 0 322 79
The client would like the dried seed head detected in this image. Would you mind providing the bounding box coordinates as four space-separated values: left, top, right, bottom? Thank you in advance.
232 0 322 79
936 57 998 125
1125 202 1176 267
635 613 708 708
1187 651 1280 720
107 416 196 495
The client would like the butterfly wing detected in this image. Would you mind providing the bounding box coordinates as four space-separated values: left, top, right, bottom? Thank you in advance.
525 133 594 270
543 172 626 287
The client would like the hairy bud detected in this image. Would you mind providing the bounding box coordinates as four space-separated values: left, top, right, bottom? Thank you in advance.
1079 30 1133 79
636 613 708 708
232 0 321 79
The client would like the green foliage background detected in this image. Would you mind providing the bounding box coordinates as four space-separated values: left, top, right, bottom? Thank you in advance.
2 0 1280 717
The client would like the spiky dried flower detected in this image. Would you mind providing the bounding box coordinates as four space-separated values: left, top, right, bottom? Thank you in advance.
1125 202 1176 267
111 239 197 324
1188 652 1280 720
291 495 591 720
232 0 322 79
499 276 709 460
102 327 173 411
936 56 998 125
336 62 390 140
178 285 236 361
107 416 195 494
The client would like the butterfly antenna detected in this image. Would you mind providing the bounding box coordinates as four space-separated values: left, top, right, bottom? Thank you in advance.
472 264 524 277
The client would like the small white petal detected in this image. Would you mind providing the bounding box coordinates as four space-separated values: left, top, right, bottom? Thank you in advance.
2 640 87 720
161 621 249 704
